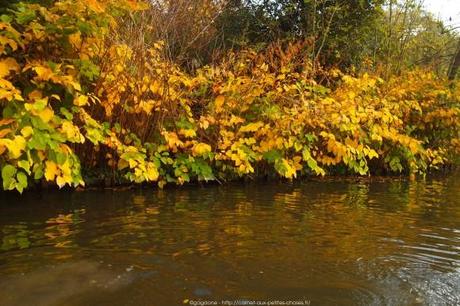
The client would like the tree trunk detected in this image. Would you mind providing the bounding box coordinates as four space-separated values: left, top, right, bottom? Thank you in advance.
448 40 460 80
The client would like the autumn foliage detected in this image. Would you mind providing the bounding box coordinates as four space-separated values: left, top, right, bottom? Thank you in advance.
0 0 459 192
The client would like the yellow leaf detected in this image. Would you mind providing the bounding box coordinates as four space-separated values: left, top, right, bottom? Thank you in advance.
292 156 303 171
158 180 166 189
38 107 54 123
61 121 84 143
163 131 184 151
118 158 129 170
0 80 22 101
367 148 379 159
45 161 59 181
199 118 210 130
239 122 264 133
84 0 106 12
281 159 297 179
409 141 420 154
13 135 26 156
56 176 66 188
192 143 211 156
51 94 61 101
146 162 159 181
33 66 54 81
0 135 25 159
68 80 82 92
149 81 161 94
215 95 225 113
178 128 196 138
20 126 33 137
56 161 72 188
0 36 18 52
68 32 82 49
28 90 42 101
115 64 124 73
0 57 20 78
74 95 89 106
229 115 245 126
128 159 138 168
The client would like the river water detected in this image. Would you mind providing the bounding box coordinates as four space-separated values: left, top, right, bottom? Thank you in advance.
0 175 459 306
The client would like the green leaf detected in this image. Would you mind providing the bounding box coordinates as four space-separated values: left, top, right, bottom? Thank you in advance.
263 149 282 163
60 108 73 120
56 152 67 165
2 164 17 190
33 165 44 180
0 15 13 23
28 134 47 150
16 171 28 189
77 20 94 35
307 158 318 170
15 5 36 25
18 160 31 175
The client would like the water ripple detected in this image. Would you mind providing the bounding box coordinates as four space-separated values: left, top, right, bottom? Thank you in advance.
0 175 459 305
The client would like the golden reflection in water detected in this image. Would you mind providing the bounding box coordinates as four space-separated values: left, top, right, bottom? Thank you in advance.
0 176 459 305
1 209 86 251
44 209 85 248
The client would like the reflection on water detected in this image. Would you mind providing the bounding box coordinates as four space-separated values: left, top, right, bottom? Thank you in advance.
0 175 459 306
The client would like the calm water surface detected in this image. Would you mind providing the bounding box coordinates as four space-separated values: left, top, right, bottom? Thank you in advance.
0 176 459 306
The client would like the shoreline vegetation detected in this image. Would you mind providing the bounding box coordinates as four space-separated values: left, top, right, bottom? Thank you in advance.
0 0 459 193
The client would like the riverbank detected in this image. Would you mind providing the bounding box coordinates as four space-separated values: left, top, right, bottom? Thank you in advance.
2 167 457 195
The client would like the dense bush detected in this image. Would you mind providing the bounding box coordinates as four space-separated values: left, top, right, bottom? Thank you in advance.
0 0 459 192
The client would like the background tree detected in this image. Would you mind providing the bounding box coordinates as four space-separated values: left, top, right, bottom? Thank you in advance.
448 40 460 80
378 0 458 76
215 0 385 69
111 0 460 76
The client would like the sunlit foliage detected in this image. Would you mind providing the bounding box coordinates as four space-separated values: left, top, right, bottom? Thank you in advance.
0 0 459 192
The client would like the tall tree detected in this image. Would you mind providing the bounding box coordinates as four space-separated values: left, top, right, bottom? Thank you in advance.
215 0 385 68
448 40 460 80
